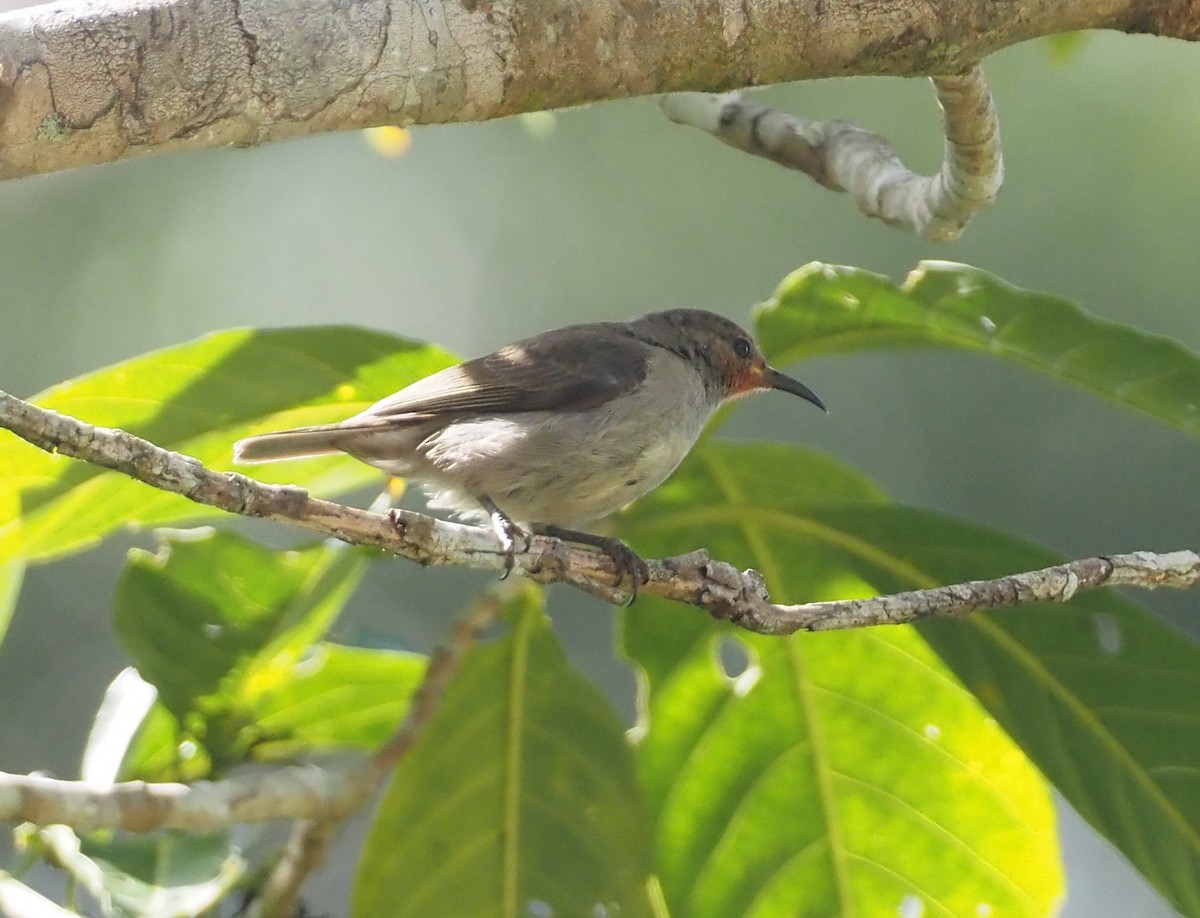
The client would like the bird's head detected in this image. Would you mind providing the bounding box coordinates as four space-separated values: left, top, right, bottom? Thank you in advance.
632 308 826 410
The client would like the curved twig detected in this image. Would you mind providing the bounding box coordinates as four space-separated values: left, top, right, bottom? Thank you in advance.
660 67 1004 240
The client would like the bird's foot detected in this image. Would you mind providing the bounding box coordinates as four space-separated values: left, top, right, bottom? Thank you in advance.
479 496 530 578
536 525 650 606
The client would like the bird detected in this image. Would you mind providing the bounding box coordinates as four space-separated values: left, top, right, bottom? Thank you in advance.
234 308 825 600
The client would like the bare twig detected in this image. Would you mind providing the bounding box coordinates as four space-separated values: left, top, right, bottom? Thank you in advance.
2 390 1198 632
660 67 1003 240
0 758 372 832
250 594 500 916
0 870 78 918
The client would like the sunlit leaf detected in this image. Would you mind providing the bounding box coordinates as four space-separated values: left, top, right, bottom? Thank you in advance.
757 261 1200 438
251 643 426 757
0 326 456 565
354 584 655 918
114 529 370 775
620 440 1192 916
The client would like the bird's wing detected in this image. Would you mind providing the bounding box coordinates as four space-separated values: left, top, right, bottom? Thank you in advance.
355 323 651 423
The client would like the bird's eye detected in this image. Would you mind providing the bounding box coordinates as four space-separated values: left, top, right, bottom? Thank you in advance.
732 336 753 359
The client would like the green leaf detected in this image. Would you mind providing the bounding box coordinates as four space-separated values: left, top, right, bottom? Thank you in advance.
354 585 655 918
114 529 370 774
0 486 22 647
757 261 1200 437
621 442 1200 917
1043 30 1090 63
36 824 243 918
0 326 456 565
620 443 1065 917
251 643 426 756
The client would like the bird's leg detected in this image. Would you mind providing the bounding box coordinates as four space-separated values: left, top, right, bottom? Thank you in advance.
534 525 650 605
478 495 530 578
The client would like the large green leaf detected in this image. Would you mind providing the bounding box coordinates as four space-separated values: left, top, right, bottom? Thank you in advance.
618 441 1198 918
757 261 1200 437
0 326 456 565
354 584 655 918
114 529 372 776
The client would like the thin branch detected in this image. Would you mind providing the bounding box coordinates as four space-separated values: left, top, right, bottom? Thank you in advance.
0 758 372 832
660 66 1003 240
0 0 1188 181
0 392 1196 637
2 390 1199 632
0 588 495 836
0 870 78 918
250 594 500 916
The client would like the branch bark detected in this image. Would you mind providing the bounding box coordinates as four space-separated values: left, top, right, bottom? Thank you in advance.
0 0 1192 180
2 389 1198 631
661 67 1003 240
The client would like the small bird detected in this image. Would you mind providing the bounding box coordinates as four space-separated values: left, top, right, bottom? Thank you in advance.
234 309 825 599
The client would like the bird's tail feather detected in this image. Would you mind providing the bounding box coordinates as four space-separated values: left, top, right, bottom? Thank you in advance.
234 425 354 463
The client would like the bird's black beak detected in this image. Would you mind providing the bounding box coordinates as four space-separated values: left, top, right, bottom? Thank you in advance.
764 366 827 412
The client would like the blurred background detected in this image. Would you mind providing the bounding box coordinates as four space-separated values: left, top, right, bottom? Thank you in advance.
0 16 1196 916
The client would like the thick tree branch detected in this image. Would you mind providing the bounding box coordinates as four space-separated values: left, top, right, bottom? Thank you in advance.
2 390 1198 631
0 0 1192 181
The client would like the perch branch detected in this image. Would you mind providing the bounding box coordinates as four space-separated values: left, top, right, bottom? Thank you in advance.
660 66 1003 240
2 390 1198 632
0 0 1193 181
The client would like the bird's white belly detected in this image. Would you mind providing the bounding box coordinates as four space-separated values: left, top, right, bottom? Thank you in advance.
417 350 714 526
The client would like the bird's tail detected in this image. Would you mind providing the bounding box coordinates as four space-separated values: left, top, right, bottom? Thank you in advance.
234 425 356 463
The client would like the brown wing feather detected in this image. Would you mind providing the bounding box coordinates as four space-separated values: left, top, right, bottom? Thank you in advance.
351 323 650 424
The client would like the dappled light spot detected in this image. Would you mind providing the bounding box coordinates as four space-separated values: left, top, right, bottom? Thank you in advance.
1095 612 1123 655
363 126 412 158
713 634 763 697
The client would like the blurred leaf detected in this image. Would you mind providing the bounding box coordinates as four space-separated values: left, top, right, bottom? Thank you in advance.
38 824 243 918
82 668 159 784
354 584 654 918
0 557 22 650
0 326 456 565
619 440 1192 917
251 643 426 756
1043 31 1090 63
114 529 370 774
757 261 1200 438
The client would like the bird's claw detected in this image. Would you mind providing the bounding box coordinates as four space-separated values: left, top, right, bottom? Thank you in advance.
596 537 650 606
486 504 529 579
536 525 649 605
